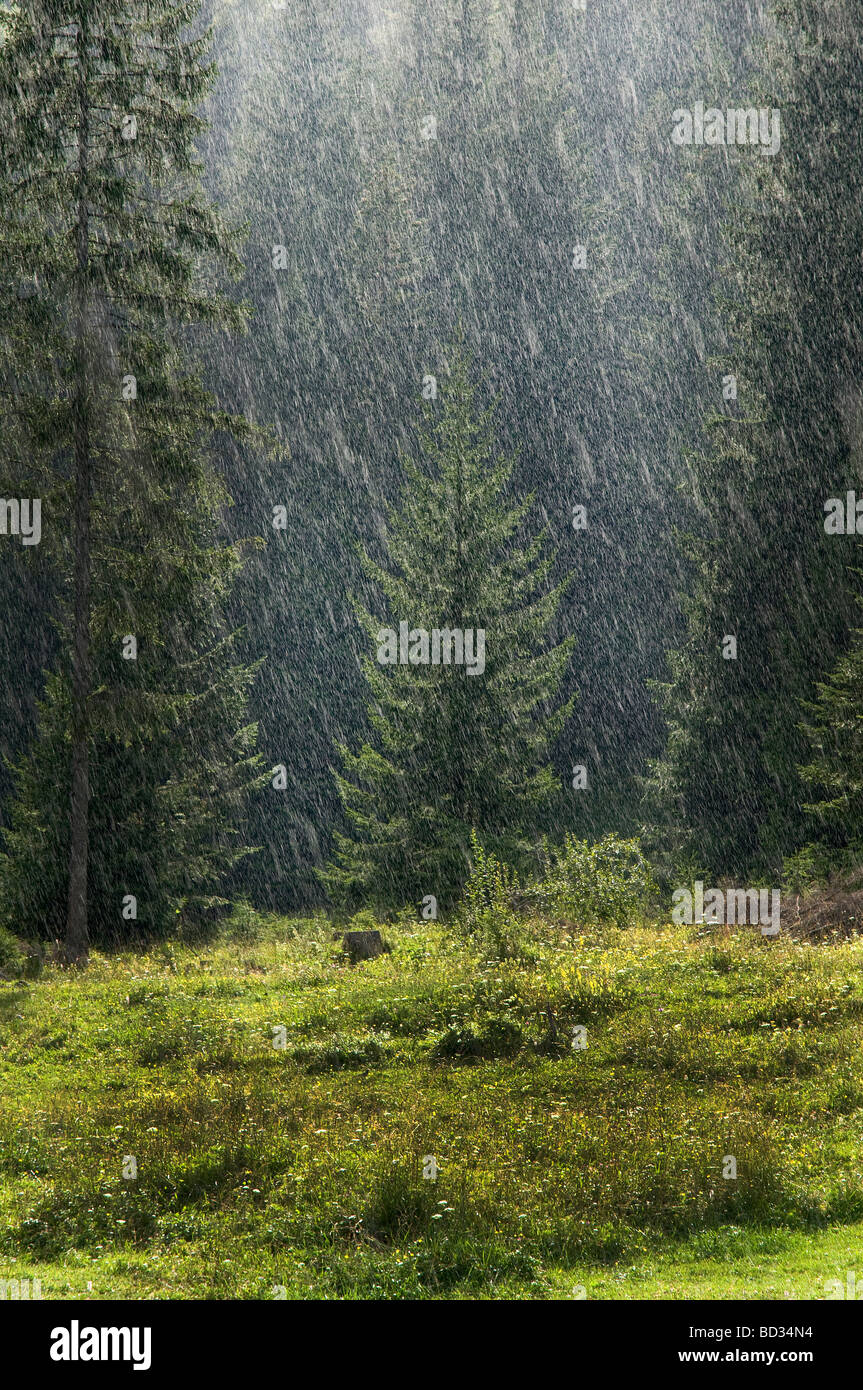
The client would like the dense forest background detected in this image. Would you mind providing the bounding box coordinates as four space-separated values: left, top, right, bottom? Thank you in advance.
1 0 861 943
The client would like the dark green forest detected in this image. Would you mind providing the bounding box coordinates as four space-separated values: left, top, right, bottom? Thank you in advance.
1 0 862 955
5 0 863 1320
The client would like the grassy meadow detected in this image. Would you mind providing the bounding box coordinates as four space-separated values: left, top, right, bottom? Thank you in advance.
1 909 863 1299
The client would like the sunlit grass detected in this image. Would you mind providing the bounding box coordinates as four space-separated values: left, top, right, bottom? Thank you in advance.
1 913 862 1298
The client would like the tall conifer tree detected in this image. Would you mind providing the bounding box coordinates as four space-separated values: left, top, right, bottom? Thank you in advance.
647 0 863 876
0 0 265 959
322 345 574 911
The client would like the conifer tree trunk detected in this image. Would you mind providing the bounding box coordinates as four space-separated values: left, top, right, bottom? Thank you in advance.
64 10 91 965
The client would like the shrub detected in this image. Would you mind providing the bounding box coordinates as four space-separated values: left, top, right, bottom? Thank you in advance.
0 927 24 978
781 843 833 895
224 899 264 942
457 831 524 960
433 1017 523 1060
364 1166 439 1242
291 1035 386 1072
529 833 654 927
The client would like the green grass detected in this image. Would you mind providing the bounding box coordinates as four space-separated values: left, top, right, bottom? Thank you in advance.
1 912 862 1299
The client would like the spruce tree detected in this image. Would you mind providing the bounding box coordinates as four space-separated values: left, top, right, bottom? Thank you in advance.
647 0 863 876
321 344 574 912
799 605 863 855
401 0 708 833
0 0 265 959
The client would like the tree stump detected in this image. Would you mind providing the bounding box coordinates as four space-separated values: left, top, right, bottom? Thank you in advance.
342 929 384 964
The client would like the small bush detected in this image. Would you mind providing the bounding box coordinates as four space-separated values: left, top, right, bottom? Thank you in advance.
781 843 833 895
225 899 264 942
0 927 24 978
704 946 736 974
433 1017 523 1060
291 1035 386 1072
364 1166 439 1242
346 908 383 933
529 833 655 927
434 1025 483 1059
457 831 524 960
